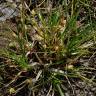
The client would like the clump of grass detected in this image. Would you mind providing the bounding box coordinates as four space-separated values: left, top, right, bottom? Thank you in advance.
0 0 96 96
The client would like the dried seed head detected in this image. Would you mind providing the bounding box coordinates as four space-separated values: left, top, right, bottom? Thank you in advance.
54 46 59 51
26 78 32 84
12 32 17 38
67 65 74 69
43 44 47 49
24 25 27 30
9 88 16 94
31 10 36 16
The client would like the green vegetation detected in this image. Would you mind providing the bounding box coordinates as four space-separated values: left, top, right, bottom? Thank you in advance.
0 0 96 96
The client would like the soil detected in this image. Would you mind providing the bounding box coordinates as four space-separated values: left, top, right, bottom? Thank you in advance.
0 21 17 50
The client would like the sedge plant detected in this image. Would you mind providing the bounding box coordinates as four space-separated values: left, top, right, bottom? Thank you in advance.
1 0 96 96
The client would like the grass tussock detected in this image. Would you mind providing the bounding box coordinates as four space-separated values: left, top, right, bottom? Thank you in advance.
0 0 96 96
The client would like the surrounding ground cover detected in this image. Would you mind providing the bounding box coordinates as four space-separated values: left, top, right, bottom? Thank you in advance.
0 0 96 96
